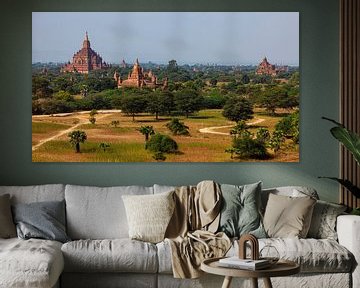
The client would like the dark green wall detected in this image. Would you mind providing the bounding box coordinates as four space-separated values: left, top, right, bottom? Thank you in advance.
0 0 340 202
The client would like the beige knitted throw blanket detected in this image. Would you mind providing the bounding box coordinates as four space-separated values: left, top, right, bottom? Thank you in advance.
165 181 231 279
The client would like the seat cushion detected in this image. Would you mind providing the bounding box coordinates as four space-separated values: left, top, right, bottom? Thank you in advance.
65 185 153 239
61 239 158 273
0 238 64 288
157 238 354 274
229 238 354 273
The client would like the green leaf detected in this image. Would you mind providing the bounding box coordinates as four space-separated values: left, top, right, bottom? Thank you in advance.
322 117 360 165
319 177 360 198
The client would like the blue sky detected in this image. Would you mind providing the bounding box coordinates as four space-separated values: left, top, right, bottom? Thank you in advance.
32 12 299 65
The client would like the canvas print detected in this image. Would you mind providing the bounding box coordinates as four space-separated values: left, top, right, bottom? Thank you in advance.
32 12 299 162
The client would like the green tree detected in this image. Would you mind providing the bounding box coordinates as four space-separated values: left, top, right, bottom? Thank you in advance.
166 118 190 136
256 128 271 144
174 89 203 118
275 111 299 144
230 121 251 139
68 130 87 153
269 130 285 153
241 74 250 85
121 94 147 121
222 96 254 123
138 125 155 142
146 91 175 120
209 78 218 87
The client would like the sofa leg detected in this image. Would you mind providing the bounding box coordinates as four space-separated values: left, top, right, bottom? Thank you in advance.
263 277 273 288
221 276 232 288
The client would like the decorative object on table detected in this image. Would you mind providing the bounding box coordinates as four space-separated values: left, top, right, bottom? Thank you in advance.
259 245 280 265
238 233 260 260
320 117 360 211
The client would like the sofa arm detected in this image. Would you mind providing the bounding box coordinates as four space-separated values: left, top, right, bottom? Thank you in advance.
337 215 360 288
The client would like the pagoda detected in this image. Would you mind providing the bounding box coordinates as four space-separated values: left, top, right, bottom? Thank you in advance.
255 57 288 76
61 32 109 74
114 59 167 90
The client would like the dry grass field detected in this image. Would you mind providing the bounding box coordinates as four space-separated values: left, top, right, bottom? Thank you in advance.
32 109 299 162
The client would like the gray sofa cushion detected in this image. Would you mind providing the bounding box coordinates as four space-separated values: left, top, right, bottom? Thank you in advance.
61 239 158 273
0 184 65 204
65 185 153 239
157 237 353 274
0 238 64 288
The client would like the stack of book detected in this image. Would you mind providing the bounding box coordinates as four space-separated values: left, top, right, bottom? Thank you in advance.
218 257 271 270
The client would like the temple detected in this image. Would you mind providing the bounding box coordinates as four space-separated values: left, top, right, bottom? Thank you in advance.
114 59 167 90
255 57 288 76
61 32 109 74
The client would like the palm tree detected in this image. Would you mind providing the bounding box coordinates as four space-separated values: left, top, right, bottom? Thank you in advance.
138 125 155 142
68 130 87 153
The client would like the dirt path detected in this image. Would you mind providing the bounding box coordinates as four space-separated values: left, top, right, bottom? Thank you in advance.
199 118 265 135
32 110 120 151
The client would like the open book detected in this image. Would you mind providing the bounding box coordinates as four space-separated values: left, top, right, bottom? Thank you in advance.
218 257 271 270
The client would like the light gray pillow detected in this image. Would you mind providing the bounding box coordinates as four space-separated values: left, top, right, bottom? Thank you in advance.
122 191 175 243
263 193 316 238
307 200 347 240
218 182 266 238
0 194 16 238
12 200 70 243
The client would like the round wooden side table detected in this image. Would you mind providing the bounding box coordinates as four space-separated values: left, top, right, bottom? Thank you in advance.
201 257 300 288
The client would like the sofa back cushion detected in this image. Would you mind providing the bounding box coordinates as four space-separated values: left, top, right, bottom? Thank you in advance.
261 186 319 213
0 184 65 204
65 185 153 239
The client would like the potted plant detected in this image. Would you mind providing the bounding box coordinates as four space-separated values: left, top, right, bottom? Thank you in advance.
320 117 360 215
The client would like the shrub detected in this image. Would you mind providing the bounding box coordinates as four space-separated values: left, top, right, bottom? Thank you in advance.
166 118 190 136
232 137 268 159
146 133 178 153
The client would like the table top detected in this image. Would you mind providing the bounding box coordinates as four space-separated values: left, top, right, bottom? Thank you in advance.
201 257 300 278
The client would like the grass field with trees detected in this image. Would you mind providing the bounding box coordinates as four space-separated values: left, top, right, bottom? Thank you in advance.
32 60 299 162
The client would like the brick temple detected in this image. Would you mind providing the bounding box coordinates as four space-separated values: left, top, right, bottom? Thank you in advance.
61 32 109 74
114 59 167 90
255 57 288 76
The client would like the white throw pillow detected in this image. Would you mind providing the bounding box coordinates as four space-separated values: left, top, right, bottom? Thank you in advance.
122 191 175 243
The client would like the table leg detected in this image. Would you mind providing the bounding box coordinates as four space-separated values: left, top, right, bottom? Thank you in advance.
263 277 273 288
221 276 233 288
251 278 258 288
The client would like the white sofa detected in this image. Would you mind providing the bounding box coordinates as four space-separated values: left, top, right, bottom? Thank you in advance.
0 183 359 288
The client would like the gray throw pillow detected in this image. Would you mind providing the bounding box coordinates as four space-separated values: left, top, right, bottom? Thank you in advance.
218 182 266 238
0 194 16 238
12 200 70 243
307 200 347 240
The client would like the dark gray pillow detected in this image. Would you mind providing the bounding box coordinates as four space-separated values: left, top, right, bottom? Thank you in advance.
218 182 266 238
12 200 70 243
